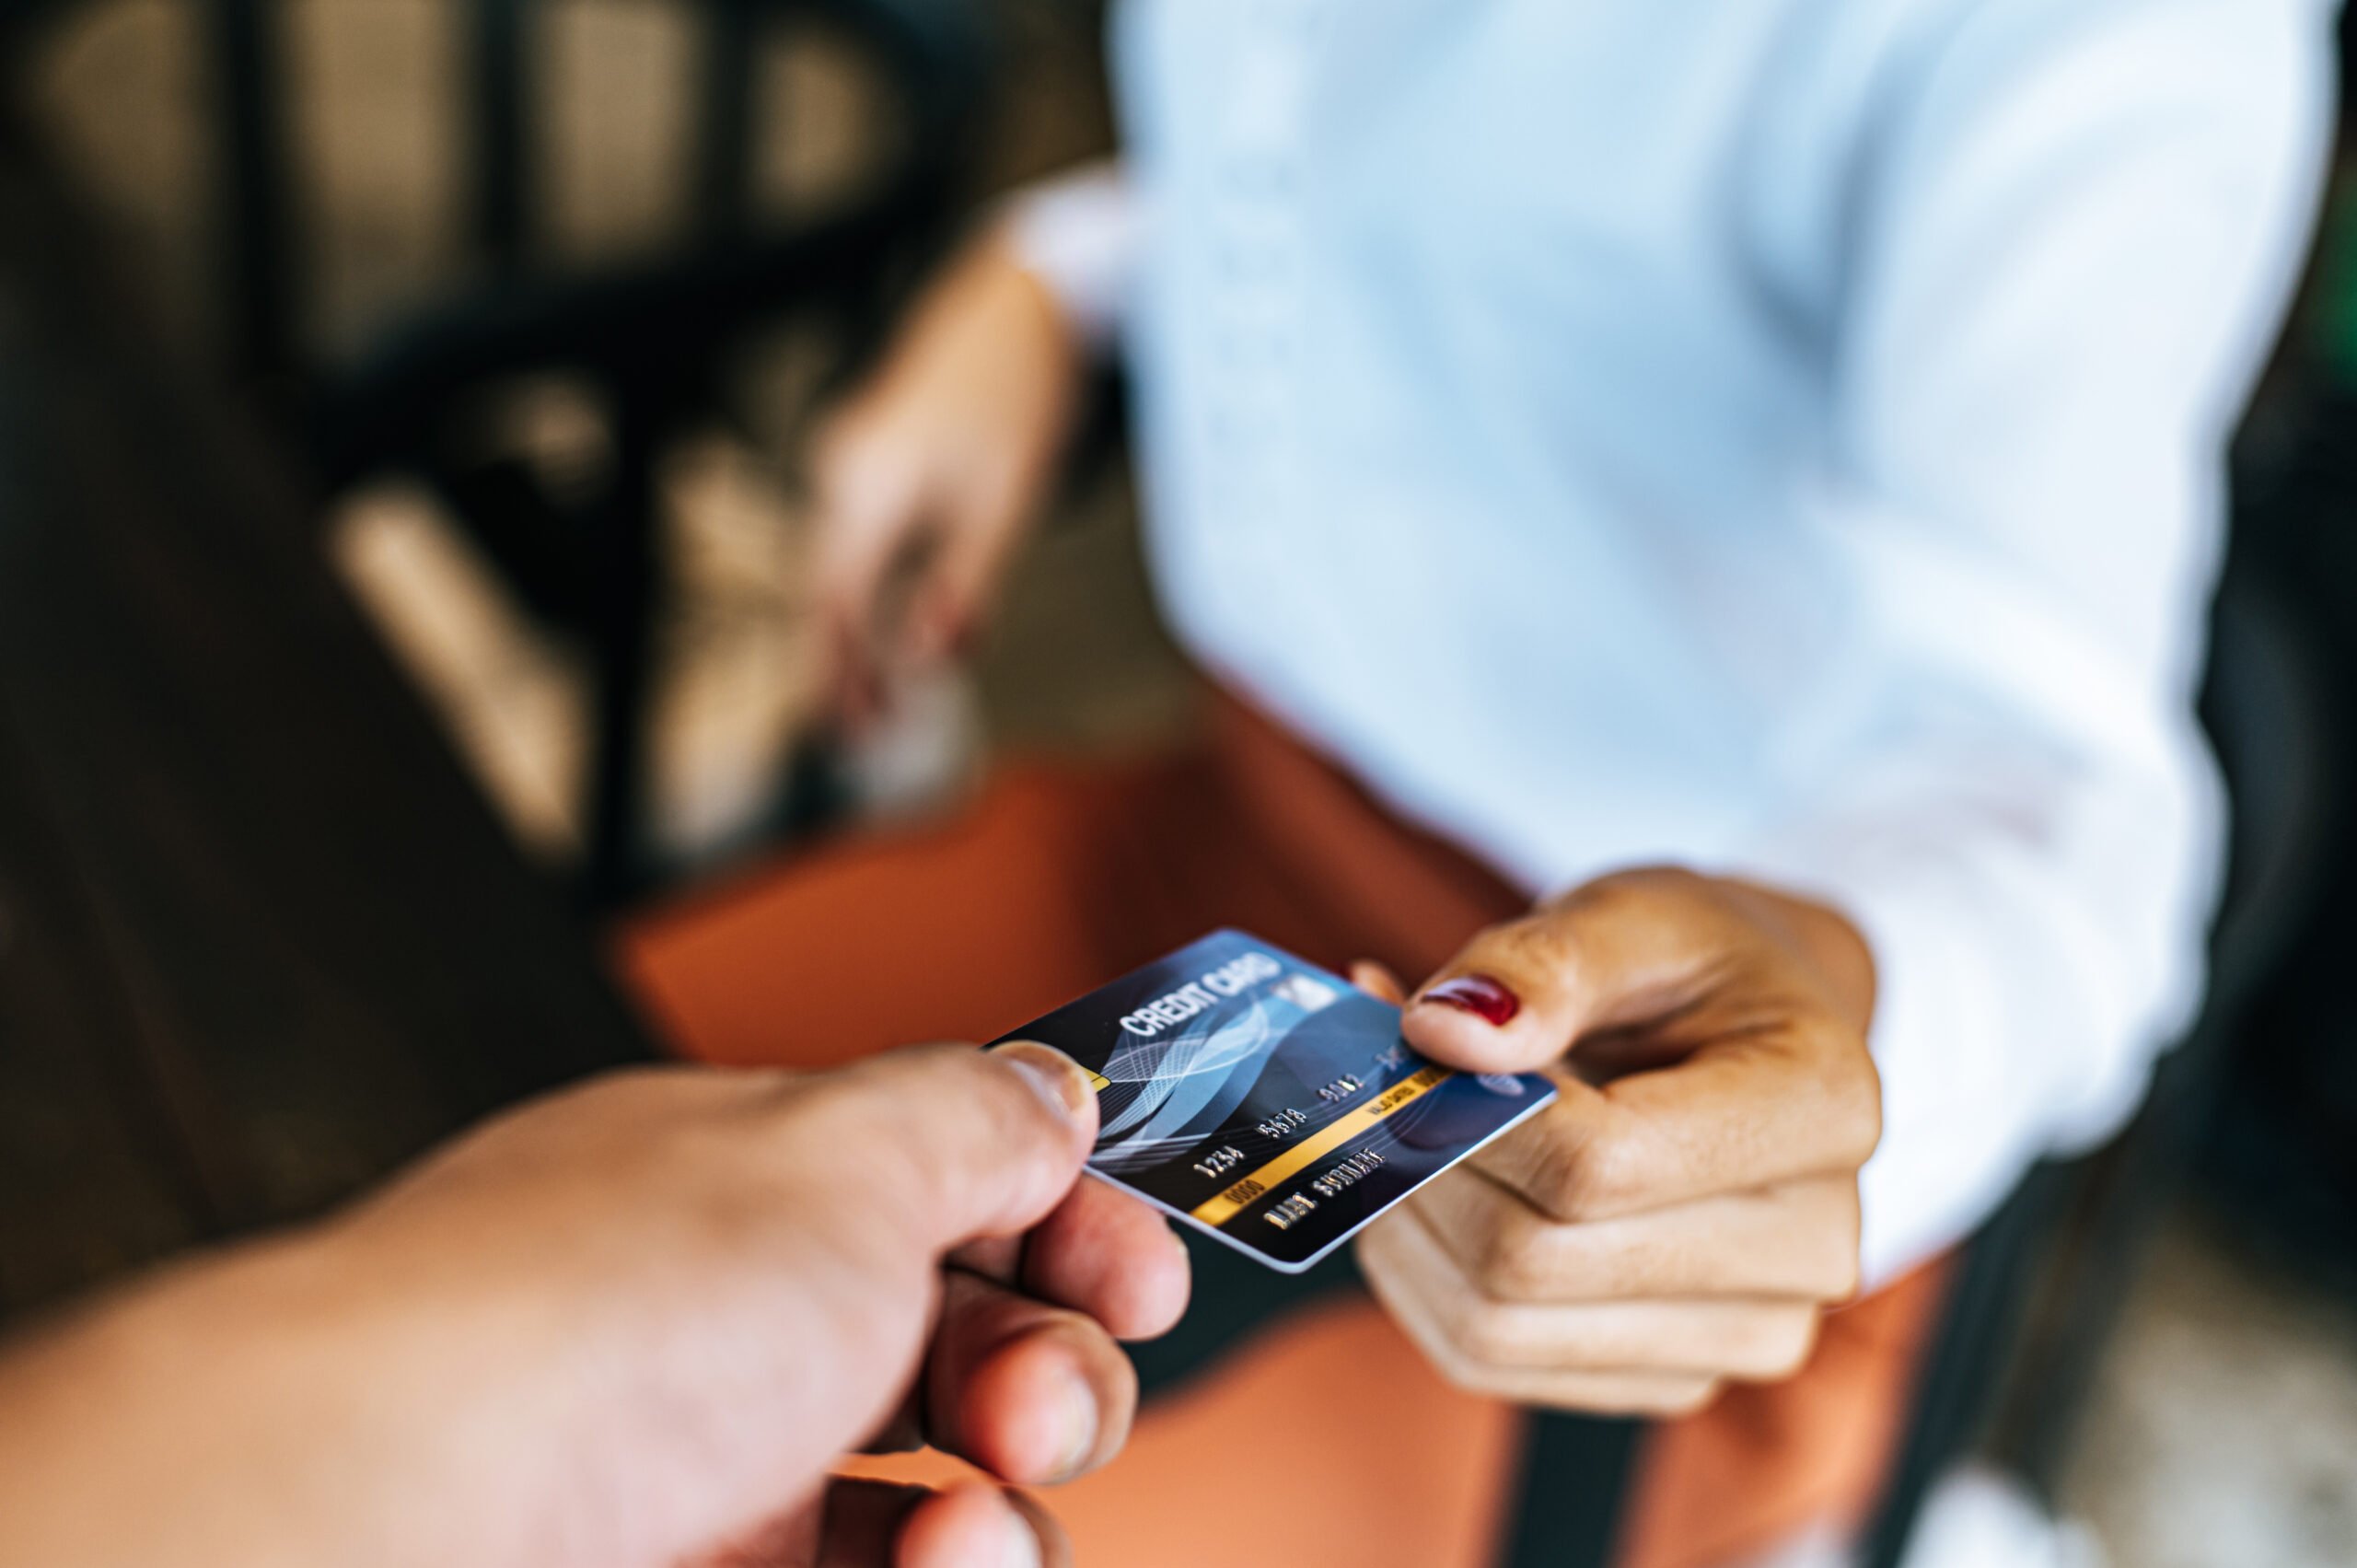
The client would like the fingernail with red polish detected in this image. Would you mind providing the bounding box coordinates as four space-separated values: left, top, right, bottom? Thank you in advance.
1417 975 1520 1027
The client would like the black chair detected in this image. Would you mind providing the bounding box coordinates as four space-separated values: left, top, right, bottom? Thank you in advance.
7 0 990 903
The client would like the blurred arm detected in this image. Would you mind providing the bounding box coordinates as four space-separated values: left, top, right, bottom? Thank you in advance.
1001 160 1140 350
1733 0 2336 1283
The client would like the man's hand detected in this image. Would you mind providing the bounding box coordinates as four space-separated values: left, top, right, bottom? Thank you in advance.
809 231 1084 727
1353 868 1881 1415
0 1044 1189 1568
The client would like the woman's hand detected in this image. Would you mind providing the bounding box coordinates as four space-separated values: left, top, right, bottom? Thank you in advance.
808 230 1085 726
1353 867 1881 1415
0 1044 1189 1568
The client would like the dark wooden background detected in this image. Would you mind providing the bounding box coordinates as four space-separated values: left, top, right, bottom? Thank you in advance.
0 125 652 1319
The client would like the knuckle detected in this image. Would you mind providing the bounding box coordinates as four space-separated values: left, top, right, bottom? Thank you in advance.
1576 865 1711 924
1594 865 1707 902
1819 1189 1865 1298
1422 1273 1482 1353
1576 1375 1720 1418
1503 1109 1620 1222
1516 1134 1596 1221
1489 914 1581 985
1388 1297 1504 1400
865 1046 1043 1171
1435 1357 1505 1402
1656 1377 1723 1417
765 1063 868 1134
1468 1202 1553 1300
1453 1303 1523 1367
1773 1310 1825 1377
1799 1021 1883 1164
1854 1079 1886 1159
1560 1128 1643 1219
1821 1247 1864 1303
1733 1307 1820 1379
853 1042 965 1100
1836 1052 1885 1156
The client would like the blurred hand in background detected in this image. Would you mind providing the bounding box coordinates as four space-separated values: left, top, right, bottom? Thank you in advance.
0 1042 1188 1568
809 230 1086 730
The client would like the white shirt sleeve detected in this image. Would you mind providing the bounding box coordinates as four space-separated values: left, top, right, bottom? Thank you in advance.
1729 0 2335 1285
1000 161 1141 351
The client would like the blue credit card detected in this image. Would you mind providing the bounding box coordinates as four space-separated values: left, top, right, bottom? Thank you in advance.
991 930 1558 1272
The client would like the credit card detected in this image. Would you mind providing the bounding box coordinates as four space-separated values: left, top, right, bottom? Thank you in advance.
991 930 1558 1273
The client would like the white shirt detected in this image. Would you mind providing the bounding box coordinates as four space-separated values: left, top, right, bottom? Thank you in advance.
1012 0 2336 1283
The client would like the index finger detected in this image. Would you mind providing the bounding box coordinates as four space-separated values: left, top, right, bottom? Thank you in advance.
948 1178 1191 1343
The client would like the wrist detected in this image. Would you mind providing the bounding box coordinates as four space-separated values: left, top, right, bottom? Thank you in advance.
984 228 1088 388
996 161 1135 351
0 1235 354 1564
0 1226 567 1568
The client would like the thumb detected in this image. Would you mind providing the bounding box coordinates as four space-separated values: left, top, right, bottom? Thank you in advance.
863 1043 1102 1255
1401 870 1738 1075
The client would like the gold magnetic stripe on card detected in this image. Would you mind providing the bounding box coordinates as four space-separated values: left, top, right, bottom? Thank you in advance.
1190 1064 1451 1226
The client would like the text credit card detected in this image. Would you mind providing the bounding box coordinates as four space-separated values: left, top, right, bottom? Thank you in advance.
992 930 1557 1272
